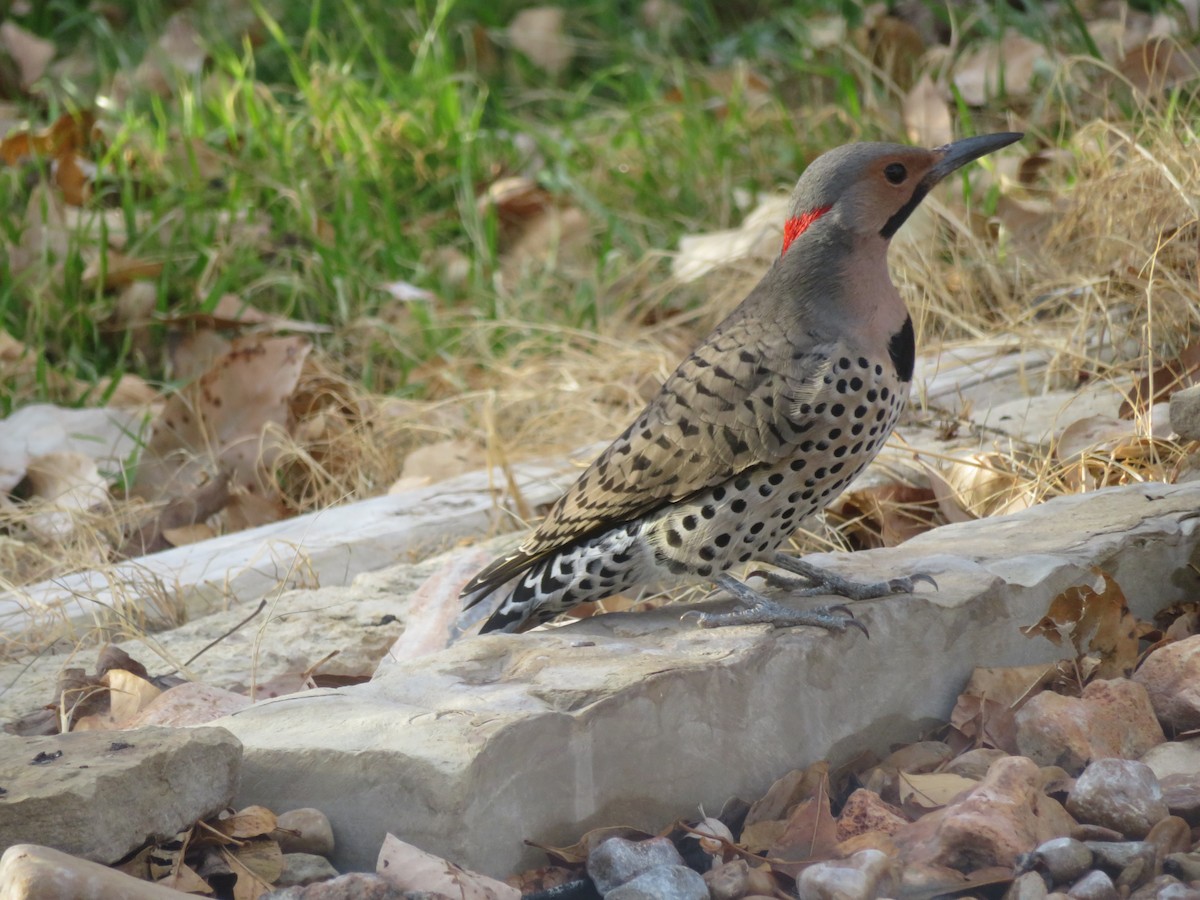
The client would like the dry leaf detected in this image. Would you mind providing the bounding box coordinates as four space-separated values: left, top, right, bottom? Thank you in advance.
132 335 311 502
903 73 952 147
24 451 110 540
766 773 839 875
220 844 276 900
106 668 163 724
1118 339 1200 418
81 250 165 289
898 772 978 812
377 833 521 899
507 6 572 76
159 294 333 334
398 439 485 486
1119 37 1200 96
528 825 655 866
0 21 55 90
131 11 208 98
1020 572 1140 678
953 32 1048 104
215 807 278 840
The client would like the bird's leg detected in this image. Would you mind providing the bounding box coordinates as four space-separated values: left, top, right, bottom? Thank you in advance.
755 552 938 602
684 573 868 633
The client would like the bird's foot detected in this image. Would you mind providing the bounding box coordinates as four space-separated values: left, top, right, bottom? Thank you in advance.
681 573 868 634
751 552 938 602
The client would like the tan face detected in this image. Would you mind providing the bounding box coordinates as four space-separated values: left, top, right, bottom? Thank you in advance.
838 147 939 237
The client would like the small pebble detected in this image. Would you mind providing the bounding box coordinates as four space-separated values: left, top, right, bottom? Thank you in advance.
1067 869 1118 900
275 809 336 857
703 859 748 900
1067 759 1167 838
1084 841 1153 872
795 848 892 900
275 853 338 888
586 837 683 895
1033 837 1093 885
604 864 707 900
1005 870 1050 900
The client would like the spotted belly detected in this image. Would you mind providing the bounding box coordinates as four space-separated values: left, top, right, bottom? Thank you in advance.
644 353 908 577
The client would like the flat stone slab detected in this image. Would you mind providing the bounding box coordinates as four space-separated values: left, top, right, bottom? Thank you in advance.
0 458 576 641
216 481 1200 878
0 726 242 864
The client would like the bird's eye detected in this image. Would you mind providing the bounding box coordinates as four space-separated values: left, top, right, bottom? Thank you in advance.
884 163 907 185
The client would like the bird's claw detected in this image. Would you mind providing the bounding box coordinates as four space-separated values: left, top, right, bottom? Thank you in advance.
887 572 938 594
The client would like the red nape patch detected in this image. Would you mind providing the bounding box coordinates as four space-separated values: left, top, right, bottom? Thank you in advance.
781 204 832 255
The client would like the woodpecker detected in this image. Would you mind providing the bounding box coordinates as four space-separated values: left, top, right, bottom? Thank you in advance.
462 132 1022 634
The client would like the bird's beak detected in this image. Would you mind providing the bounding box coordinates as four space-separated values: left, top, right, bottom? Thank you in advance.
925 132 1024 186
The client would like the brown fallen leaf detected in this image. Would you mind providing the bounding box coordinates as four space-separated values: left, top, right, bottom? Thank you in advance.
157 293 333 334
106 668 163 725
24 451 110 541
119 471 231 558
766 771 839 876
1020 571 1139 679
1119 36 1200 96
1118 339 1200 418
81 249 165 290
898 772 978 814
132 334 312 502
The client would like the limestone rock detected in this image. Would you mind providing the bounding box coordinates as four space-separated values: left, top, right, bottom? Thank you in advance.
215 482 1200 876
0 726 241 864
1132 635 1200 731
1066 759 1167 839
1015 680 1164 775
0 843 191 899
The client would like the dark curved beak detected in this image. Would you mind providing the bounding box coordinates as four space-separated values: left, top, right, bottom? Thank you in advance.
881 131 1023 239
926 131 1024 185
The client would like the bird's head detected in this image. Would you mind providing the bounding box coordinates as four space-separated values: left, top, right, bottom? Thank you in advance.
780 132 1023 253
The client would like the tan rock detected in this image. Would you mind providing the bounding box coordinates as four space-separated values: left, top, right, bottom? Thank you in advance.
0 844 191 899
892 756 1071 871
1132 635 1200 731
835 789 909 841
1015 679 1164 775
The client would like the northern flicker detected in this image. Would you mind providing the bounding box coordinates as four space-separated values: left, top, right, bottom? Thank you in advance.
463 132 1022 634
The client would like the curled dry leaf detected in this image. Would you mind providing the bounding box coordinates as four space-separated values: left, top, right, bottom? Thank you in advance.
1020 572 1139 679
377 833 521 899
133 335 312 502
105 668 163 725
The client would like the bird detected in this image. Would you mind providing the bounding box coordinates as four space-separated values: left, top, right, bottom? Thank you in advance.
462 132 1022 635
